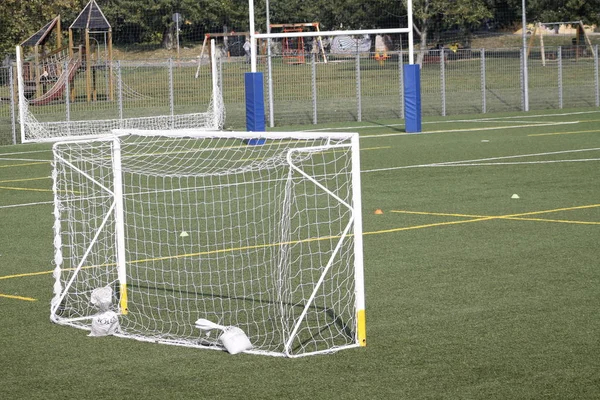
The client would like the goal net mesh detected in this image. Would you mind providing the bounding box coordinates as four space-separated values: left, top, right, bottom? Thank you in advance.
51 131 363 357
21 91 224 142
16 46 225 143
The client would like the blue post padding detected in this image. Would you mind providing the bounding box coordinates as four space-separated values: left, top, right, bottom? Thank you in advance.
245 72 266 132
403 64 422 133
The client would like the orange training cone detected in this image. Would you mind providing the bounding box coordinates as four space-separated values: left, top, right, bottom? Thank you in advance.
374 209 384 215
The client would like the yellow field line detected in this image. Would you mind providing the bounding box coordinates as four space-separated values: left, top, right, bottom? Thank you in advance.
0 270 54 280
0 161 50 168
0 293 37 301
507 217 600 225
390 207 600 225
0 177 49 184
377 203 600 234
0 185 53 192
392 203 600 219
0 234 341 282
362 146 391 151
390 210 489 218
363 217 494 235
2 203 598 289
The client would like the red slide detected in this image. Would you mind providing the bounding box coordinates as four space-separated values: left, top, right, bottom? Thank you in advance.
30 57 82 106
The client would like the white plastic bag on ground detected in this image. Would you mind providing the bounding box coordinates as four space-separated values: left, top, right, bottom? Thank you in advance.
90 286 113 311
89 286 120 336
195 318 253 354
89 310 120 337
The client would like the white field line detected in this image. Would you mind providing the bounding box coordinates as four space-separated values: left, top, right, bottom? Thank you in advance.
0 157 52 162
364 121 578 139
1 113 596 208
306 121 578 137
428 158 600 167
307 119 554 131
428 148 600 166
0 149 52 156
304 110 600 133
363 148 600 173
0 200 54 209
452 110 600 122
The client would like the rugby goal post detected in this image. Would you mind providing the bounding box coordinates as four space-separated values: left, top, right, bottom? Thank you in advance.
245 0 421 132
247 0 416 70
50 130 365 357
16 40 224 143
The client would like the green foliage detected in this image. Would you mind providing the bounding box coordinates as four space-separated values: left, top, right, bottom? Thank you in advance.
1 0 600 60
413 0 494 49
528 0 600 25
0 0 79 60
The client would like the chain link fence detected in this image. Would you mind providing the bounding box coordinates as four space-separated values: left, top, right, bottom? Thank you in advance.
1 45 599 145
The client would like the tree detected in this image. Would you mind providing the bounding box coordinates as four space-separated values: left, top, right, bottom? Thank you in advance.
0 0 79 61
102 0 249 48
526 0 600 25
263 0 404 31
411 0 493 64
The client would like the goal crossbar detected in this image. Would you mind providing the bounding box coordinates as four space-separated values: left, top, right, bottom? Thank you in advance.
254 28 412 40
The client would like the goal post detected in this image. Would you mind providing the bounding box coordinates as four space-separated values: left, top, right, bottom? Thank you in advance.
246 0 420 132
16 39 224 143
248 0 415 68
51 130 365 357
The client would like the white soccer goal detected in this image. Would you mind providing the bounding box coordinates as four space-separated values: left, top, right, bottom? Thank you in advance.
16 40 224 143
51 130 365 357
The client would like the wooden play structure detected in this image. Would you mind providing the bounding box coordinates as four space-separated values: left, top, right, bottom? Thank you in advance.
68 0 113 101
527 21 594 66
198 32 250 60
269 23 327 64
19 16 64 99
19 0 113 104
195 31 253 79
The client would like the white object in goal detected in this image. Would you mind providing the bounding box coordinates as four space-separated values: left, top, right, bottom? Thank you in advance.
51 130 365 357
16 40 224 143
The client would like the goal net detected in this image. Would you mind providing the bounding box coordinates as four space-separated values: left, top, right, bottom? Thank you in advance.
51 130 365 357
16 41 224 143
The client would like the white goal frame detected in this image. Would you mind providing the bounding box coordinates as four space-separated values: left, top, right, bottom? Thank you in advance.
51 130 365 357
16 40 224 143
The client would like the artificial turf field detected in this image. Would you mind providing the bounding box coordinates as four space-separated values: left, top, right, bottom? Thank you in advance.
1 108 599 399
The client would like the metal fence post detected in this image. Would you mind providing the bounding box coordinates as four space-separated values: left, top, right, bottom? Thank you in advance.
558 47 563 109
311 53 317 125
168 58 174 127
594 45 599 107
64 60 71 123
117 61 123 123
440 49 446 116
480 49 486 114
267 52 274 128
219 55 224 107
519 49 525 111
399 51 404 119
355 51 362 122
8 65 16 144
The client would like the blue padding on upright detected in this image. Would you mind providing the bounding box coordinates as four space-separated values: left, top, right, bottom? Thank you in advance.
403 64 422 133
245 72 266 133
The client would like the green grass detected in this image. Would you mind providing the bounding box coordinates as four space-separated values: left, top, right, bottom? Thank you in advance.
1 109 600 399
